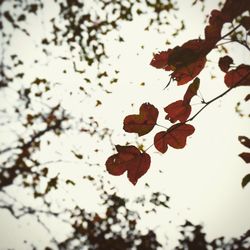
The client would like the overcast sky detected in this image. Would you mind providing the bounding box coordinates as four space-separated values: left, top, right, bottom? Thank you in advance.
0 0 250 249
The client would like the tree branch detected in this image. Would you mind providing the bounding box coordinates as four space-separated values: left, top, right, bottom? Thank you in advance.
146 71 250 153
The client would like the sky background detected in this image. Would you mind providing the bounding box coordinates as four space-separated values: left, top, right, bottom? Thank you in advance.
0 0 250 249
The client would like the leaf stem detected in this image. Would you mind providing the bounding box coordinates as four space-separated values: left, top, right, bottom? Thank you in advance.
187 71 250 122
186 87 233 122
156 123 168 129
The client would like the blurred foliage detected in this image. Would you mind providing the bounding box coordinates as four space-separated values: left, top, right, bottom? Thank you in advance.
0 0 249 249
175 220 250 250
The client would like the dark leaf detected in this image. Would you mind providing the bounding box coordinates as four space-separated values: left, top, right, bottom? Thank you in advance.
241 16 250 30
96 100 102 107
71 151 83 159
172 57 206 85
239 152 250 163
239 136 250 148
242 174 250 188
66 179 75 186
219 56 233 72
150 39 208 85
204 24 222 43
245 94 250 101
221 0 250 22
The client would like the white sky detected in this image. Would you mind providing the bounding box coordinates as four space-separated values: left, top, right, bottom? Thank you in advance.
0 0 250 249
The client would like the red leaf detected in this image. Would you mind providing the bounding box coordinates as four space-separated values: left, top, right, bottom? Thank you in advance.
204 10 227 43
164 100 191 123
106 145 151 185
224 64 250 88
123 103 159 136
183 78 200 104
239 136 250 148
218 56 233 72
150 39 207 85
127 152 151 185
239 152 250 163
204 24 222 43
164 78 200 123
221 0 250 22
168 45 198 68
172 57 206 85
154 131 169 153
209 10 228 26
154 124 195 153
150 51 172 70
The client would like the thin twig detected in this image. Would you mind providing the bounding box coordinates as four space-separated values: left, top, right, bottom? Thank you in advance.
145 71 250 153
220 24 241 41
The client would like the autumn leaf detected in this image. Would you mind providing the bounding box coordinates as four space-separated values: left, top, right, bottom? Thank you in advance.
218 56 233 72
150 51 172 70
239 152 250 163
164 100 191 123
151 39 207 85
172 57 206 85
204 10 228 44
221 0 250 22
154 124 195 153
164 78 199 123
183 77 200 104
154 131 169 153
208 10 228 26
204 24 222 44
168 40 207 86
167 45 198 68
224 64 250 88
150 1 249 86
123 103 159 136
106 145 151 185
238 136 250 164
